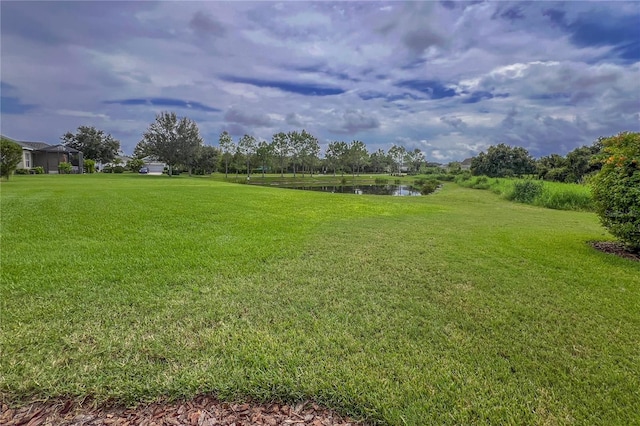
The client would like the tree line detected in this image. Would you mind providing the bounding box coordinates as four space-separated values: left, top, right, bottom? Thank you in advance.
470 141 605 183
27 111 608 182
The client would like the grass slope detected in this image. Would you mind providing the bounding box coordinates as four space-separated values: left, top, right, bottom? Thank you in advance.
1 174 639 425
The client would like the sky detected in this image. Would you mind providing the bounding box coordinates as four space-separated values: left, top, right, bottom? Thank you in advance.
1 1 639 162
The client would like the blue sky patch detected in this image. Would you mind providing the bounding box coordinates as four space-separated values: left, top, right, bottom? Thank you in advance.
396 80 457 99
1 96 36 114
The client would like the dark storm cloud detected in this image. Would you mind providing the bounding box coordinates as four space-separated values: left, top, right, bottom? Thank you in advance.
402 28 445 54
189 11 225 37
440 116 467 129
331 109 380 134
224 108 273 127
104 98 221 113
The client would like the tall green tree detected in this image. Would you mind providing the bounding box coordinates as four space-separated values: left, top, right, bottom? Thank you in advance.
325 141 348 176
348 140 369 177
299 130 320 177
256 141 273 178
407 148 425 174
218 131 235 178
61 126 120 163
192 145 219 175
388 145 408 175
0 137 23 180
135 112 203 176
238 134 257 177
369 148 391 173
270 132 290 177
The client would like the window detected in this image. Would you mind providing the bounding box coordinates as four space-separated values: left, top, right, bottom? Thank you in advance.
24 152 31 168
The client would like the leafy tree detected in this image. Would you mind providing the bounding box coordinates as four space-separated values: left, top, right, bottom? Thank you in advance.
536 154 567 181
126 158 144 173
370 148 391 173
348 140 369 177
388 144 408 175
238 134 257 177
135 112 203 176
407 148 425 174
326 141 348 176
1 137 23 180
218 131 234 178
256 141 273 178
299 130 320 177
61 126 120 163
287 131 304 178
270 132 290 177
590 131 640 251
471 143 535 177
192 145 219 175
565 143 602 183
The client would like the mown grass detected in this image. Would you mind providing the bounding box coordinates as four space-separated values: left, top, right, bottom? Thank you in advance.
455 175 593 211
1 174 639 425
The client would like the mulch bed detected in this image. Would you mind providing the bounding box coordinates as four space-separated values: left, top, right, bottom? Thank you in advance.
1 396 368 426
589 241 640 262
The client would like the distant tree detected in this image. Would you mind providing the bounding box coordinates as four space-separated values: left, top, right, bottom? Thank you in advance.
347 140 369 177
471 143 535 177
299 130 320 177
61 126 120 163
0 137 23 180
407 148 425 174
590 132 640 251
447 161 462 174
126 158 144 173
135 112 203 176
536 154 567 181
192 145 219 175
369 148 391 173
325 141 348 176
218 131 234 178
271 132 290 177
256 141 273 178
388 144 408 175
565 143 602 183
238 134 257 177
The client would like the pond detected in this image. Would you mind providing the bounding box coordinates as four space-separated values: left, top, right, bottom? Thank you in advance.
258 184 422 196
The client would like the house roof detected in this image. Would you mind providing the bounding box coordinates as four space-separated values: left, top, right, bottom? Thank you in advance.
38 144 81 153
461 157 474 165
1 135 50 150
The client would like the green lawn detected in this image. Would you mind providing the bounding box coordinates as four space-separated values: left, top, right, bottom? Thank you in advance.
1 174 639 425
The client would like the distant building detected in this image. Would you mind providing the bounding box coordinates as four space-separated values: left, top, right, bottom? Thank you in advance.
460 157 473 171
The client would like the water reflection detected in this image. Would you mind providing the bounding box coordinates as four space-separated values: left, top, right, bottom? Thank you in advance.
284 184 421 196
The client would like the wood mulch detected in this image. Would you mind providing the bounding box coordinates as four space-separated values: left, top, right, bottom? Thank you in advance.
1 396 368 426
589 241 640 262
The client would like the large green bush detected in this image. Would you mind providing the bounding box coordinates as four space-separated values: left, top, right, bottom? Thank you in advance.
590 132 640 251
1 137 23 180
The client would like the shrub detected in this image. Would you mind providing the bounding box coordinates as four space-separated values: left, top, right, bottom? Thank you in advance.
509 180 544 203
113 165 125 174
1 137 23 180
58 162 72 174
84 159 96 174
417 180 441 195
15 168 30 175
32 166 44 174
590 132 640 251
